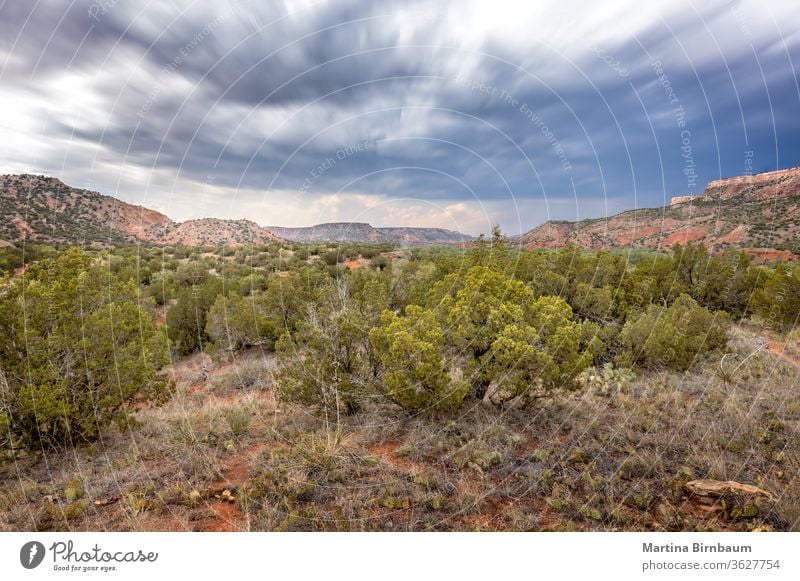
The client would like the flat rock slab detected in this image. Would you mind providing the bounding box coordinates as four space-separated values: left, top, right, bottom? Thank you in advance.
683 479 775 519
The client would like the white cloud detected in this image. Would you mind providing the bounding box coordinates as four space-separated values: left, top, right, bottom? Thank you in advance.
2 0 799 234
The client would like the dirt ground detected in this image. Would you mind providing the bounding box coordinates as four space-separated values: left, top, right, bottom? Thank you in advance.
1 325 798 532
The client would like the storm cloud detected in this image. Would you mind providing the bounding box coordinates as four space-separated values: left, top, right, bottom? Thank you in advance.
2 0 799 234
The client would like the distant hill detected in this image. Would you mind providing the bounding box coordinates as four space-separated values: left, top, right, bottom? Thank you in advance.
0 174 283 247
11 169 796 254
519 167 800 258
267 222 473 244
266 222 384 243
0 175 473 247
145 218 282 246
1 174 171 245
376 226 474 245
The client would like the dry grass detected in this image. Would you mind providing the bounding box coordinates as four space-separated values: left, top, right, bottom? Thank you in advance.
0 325 797 531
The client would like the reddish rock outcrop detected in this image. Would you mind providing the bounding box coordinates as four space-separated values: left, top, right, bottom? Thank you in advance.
683 479 775 520
0 174 284 247
520 168 800 258
705 166 800 202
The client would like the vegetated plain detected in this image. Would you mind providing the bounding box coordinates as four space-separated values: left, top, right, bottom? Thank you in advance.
0 233 798 532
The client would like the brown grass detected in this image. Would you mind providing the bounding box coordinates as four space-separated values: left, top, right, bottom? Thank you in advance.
1 326 797 532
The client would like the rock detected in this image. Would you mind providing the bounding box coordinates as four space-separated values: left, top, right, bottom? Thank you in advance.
482 382 514 406
683 479 775 519
499 460 545 480
684 479 775 501
441 481 457 497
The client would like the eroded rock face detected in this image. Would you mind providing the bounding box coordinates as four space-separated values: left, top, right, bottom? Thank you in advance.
266 223 473 244
683 479 775 520
519 167 800 257
0 174 285 246
705 167 800 202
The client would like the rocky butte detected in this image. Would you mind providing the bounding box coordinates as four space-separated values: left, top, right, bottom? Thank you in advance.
672 166 800 205
519 166 800 257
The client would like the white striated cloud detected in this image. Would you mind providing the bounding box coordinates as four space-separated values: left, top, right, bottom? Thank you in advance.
1 0 798 235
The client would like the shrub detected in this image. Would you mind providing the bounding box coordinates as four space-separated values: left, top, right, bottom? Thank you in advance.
143 269 177 306
438 266 535 358
369 306 468 412
370 254 389 270
578 363 636 396
205 293 274 351
166 277 223 355
0 249 170 451
479 296 592 404
435 266 590 402
752 263 800 332
571 283 614 320
617 294 729 370
274 296 371 416
273 272 390 416
321 250 341 266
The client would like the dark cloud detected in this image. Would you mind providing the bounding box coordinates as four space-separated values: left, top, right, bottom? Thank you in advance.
1 0 799 234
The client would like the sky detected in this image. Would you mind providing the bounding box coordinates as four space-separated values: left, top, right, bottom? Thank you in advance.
1 0 799 236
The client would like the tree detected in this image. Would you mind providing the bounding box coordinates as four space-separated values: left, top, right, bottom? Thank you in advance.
571 282 614 321
274 280 374 417
205 293 273 351
321 250 341 266
390 260 442 310
672 242 709 293
467 226 513 273
753 263 800 331
166 277 223 355
439 266 534 355
479 296 591 404
622 252 687 310
262 266 329 336
344 267 390 324
143 268 178 306
0 248 170 450
430 265 592 403
435 266 537 398
369 305 467 412
175 261 211 287
617 294 729 371
370 254 389 270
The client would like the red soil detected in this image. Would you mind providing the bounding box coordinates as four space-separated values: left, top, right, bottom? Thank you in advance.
743 248 798 263
614 226 659 245
715 225 747 245
767 338 800 370
663 227 706 247
197 441 273 532
369 441 423 474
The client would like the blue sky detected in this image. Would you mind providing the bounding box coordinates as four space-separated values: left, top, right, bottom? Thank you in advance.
1 0 799 235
